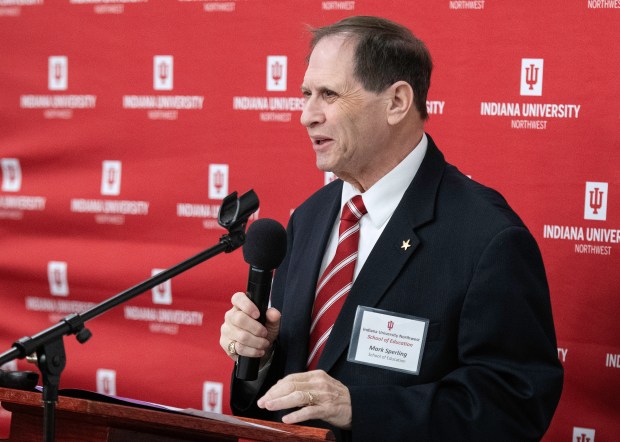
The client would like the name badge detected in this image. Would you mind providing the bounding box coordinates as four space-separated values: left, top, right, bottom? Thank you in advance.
347 306 429 375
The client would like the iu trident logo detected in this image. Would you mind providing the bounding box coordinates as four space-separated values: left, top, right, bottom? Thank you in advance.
101 160 122 196
151 268 172 305
203 381 223 413
266 55 287 91
208 164 229 200
48 56 68 91
1 158 22 192
48 261 69 297
154 55 174 91
572 427 595 442
96 369 117 396
584 182 608 221
520 58 543 96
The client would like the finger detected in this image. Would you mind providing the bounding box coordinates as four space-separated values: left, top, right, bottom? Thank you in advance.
259 388 309 412
277 370 324 385
225 305 268 339
220 322 271 357
221 306 271 350
264 307 281 324
232 338 271 358
219 334 236 359
264 307 282 342
231 291 260 319
219 332 267 359
256 373 316 408
257 373 321 408
281 405 320 425
256 377 295 409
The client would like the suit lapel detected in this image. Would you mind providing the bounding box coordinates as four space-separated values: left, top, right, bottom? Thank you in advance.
281 182 342 374
317 137 446 372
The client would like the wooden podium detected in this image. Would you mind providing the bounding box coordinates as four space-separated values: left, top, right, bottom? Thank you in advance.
0 387 334 442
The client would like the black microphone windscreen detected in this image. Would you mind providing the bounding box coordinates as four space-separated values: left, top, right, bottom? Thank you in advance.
242 218 287 270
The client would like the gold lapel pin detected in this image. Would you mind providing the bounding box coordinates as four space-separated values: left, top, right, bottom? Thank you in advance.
401 239 412 251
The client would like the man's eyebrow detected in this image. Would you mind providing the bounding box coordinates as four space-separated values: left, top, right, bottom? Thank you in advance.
300 85 335 94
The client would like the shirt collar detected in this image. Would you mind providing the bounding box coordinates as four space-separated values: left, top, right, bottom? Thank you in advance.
341 133 428 228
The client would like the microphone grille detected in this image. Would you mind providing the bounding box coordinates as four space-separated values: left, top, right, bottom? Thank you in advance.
242 218 287 270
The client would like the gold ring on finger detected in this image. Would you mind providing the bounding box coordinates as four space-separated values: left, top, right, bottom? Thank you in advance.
305 391 315 407
227 340 237 356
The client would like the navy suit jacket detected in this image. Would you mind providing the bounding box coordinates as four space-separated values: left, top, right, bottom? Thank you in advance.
232 135 563 441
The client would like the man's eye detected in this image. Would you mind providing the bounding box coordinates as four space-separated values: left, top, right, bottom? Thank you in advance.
324 90 337 98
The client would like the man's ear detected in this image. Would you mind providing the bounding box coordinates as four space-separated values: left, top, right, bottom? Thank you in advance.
386 81 414 125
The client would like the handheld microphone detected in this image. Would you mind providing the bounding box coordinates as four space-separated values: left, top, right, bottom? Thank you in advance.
235 218 287 381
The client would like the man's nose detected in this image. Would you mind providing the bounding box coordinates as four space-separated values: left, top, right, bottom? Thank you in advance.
300 97 325 128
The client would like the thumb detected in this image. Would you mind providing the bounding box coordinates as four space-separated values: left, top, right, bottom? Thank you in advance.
264 307 281 345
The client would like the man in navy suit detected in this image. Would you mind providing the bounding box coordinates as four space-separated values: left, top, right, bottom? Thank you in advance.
220 16 563 441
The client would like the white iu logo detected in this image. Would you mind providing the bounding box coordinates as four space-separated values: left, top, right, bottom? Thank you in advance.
48 56 68 91
209 164 229 200
267 55 287 91
96 369 117 396
1 158 22 192
151 268 172 305
584 181 608 221
520 58 543 96
203 381 223 413
154 55 174 91
48 261 69 297
101 160 122 196
572 427 595 442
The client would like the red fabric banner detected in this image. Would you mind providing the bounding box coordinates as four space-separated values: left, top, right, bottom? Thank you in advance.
1 1 618 440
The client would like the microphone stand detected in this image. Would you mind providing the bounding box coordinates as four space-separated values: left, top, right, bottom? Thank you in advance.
0 190 259 442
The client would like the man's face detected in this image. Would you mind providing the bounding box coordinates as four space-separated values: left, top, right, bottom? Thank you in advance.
300 35 391 189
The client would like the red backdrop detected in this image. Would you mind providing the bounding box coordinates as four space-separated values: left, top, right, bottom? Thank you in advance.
1 1 618 440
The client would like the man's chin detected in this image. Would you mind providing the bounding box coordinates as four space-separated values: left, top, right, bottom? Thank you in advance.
315 160 333 173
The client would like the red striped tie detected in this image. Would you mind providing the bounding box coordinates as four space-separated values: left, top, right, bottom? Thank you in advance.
307 195 367 370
